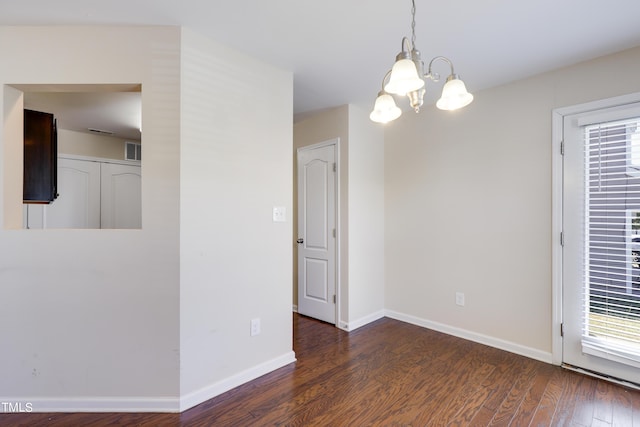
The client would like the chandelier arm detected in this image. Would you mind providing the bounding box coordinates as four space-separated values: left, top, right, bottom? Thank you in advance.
380 70 393 92
401 36 412 54
425 56 456 82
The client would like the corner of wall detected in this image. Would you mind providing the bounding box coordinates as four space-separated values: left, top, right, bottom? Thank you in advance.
178 27 294 409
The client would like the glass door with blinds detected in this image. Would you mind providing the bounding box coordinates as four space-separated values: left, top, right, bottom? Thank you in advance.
563 100 640 384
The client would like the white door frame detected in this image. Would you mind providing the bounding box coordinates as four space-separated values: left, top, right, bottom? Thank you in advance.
296 138 340 326
551 91 640 365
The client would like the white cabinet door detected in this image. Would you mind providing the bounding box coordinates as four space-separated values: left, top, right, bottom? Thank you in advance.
24 158 100 229
24 158 141 229
100 162 141 229
47 158 101 228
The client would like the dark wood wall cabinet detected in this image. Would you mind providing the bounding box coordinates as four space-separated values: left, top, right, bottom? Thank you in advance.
23 109 58 203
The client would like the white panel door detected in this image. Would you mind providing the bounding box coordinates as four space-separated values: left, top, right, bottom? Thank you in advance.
101 162 141 229
297 143 336 324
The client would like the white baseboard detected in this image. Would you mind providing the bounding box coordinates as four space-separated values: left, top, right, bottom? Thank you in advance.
1 396 179 413
8 312 552 414
384 310 553 364
296 307 383 332
341 310 385 332
179 351 296 412
5 351 297 414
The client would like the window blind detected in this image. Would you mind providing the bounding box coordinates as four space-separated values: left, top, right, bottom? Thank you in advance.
583 116 640 366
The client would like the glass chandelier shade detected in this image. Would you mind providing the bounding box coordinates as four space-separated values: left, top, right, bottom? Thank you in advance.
436 75 474 111
369 92 402 123
384 57 425 96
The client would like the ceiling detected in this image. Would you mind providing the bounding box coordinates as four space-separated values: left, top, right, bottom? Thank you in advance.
2 0 640 131
18 85 142 141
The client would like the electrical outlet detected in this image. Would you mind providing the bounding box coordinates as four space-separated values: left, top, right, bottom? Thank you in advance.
250 318 261 336
455 292 465 307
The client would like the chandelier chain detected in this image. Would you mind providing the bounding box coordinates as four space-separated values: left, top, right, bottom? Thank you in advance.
410 0 416 49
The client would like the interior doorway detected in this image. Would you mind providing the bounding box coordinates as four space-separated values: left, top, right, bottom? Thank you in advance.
296 140 338 324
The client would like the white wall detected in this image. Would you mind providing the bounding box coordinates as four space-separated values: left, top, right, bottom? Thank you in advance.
0 25 295 413
0 26 181 410
178 29 294 409
347 105 385 327
0 25 296 413
384 45 640 361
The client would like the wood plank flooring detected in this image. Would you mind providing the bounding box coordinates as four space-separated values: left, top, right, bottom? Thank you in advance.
3 313 640 426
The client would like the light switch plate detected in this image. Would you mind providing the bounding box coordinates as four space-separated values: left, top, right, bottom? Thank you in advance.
455 292 465 307
273 206 286 222
250 318 261 336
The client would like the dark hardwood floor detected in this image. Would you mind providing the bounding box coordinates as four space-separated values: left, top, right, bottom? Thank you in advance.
3 314 640 426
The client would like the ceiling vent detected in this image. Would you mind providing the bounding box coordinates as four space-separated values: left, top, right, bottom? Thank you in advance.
88 128 114 136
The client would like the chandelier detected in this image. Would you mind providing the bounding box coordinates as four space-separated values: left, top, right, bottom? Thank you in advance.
369 0 474 124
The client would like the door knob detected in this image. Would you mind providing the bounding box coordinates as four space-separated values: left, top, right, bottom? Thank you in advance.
297 238 304 244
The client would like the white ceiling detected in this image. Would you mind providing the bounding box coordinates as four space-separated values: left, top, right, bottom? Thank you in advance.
2 0 640 130
19 85 142 141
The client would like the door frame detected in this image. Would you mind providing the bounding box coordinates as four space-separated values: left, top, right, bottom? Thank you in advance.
551 91 640 365
296 138 340 326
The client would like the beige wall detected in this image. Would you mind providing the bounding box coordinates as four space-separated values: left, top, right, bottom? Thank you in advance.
384 45 640 360
58 129 129 160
